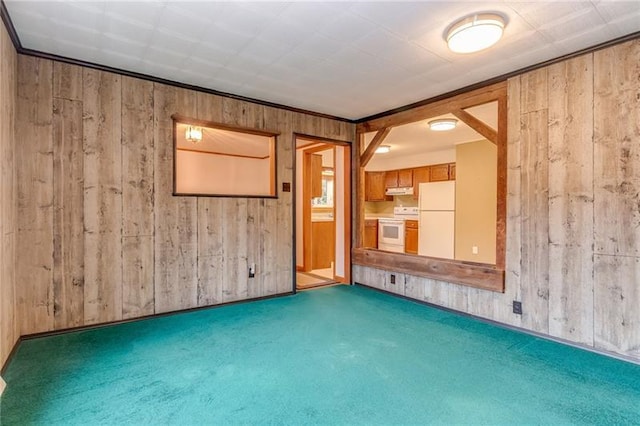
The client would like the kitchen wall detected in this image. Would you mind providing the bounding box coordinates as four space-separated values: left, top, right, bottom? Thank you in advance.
0 20 17 379
355 39 640 361
14 55 354 336
454 139 497 264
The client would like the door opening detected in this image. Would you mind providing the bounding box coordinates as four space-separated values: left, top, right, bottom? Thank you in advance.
294 136 351 291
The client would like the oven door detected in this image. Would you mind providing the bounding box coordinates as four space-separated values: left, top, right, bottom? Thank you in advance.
378 220 405 247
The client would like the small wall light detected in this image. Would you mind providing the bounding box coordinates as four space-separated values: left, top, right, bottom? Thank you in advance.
446 13 505 54
375 145 391 154
428 119 458 131
185 126 203 143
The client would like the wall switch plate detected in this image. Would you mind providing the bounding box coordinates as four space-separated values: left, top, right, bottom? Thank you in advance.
282 182 291 192
390 274 396 284
249 263 256 278
472 246 479 255
513 301 522 315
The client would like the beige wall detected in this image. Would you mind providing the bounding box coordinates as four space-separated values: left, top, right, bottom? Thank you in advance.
14 54 354 336
0 21 17 373
176 151 271 196
454 140 497 264
355 39 640 362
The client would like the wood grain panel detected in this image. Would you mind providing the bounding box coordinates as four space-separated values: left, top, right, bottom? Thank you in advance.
594 255 640 358
520 109 550 334
0 22 17 367
52 98 84 329
547 55 594 345
594 40 640 257
520 68 548 113
153 83 198 313
53 62 82 101
83 69 123 325
498 75 523 327
121 77 154 318
122 236 154 319
16 56 54 335
196 198 224 306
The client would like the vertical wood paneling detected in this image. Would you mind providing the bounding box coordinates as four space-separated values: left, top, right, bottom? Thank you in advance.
497 75 523 327
121 76 154 319
547 55 594 345
83 69 122 324
0 22 17 366
16 56 54 335
520 109 550 334
520 68 548 113
153 84 198 313
52 97 84 329
15 55 354 341
53 62 82 101
592 40 640 357
594 40 640 257
594 255 640 358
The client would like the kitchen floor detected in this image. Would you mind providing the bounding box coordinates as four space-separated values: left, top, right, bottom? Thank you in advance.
296 272 335 290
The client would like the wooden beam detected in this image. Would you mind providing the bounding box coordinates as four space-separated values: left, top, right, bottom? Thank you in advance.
352 248 505 292
357 81 507 133
452 108 498 144
360 127 391 168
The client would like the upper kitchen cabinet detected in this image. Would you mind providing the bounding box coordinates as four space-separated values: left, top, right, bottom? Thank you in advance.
412 166 430 200
429 163 450 182
385 169 413 188
365 171 391 201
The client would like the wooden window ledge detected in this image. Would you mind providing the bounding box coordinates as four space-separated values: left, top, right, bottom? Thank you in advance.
352 248 505 292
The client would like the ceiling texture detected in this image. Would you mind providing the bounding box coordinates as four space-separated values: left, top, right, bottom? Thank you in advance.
4 1 640 120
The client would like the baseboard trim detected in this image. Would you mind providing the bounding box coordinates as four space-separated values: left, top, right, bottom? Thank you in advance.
354 282 640 366
21 291 294 342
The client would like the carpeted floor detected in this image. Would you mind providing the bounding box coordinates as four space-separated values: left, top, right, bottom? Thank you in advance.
2 285 640 425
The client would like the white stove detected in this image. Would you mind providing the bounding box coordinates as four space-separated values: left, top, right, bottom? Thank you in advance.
377 207 419 253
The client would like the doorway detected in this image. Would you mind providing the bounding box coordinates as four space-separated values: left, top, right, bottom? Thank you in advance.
294 136 351 291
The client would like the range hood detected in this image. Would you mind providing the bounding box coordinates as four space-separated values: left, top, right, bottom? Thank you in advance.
385 187 414 196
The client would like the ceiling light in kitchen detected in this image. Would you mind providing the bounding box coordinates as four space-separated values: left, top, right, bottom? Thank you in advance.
446 13 505 54
375 145 391 154
428 119 458 131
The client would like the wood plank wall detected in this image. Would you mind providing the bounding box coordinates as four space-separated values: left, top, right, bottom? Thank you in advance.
354 38 640 361
0 22 17 369
15 55 354 336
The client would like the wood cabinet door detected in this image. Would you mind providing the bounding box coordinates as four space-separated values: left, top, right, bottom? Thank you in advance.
398 169 413 187
404 220 418 254
449 163 456 180
412 166 430 200
311 154 323 198
364 220 378 248
385 170 399 188
366 172 388 201
430 164 450 182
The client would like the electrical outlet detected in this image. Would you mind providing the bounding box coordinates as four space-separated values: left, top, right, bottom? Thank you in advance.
390 274 396 285
513 301 522 315
472 246 479 255
249 263 256 278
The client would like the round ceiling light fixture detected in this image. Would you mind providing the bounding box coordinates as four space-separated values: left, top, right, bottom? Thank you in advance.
375 145 391 154
446 13 505 54
428 119 458 131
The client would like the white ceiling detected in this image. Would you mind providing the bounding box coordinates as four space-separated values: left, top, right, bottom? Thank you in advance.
364 100 497 168
5 1 640 120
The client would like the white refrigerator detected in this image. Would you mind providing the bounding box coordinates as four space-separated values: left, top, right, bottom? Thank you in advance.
418 181 455 259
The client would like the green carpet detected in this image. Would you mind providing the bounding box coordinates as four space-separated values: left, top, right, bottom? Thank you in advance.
1 285 639 425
